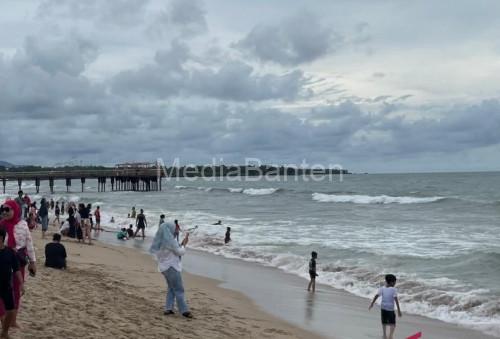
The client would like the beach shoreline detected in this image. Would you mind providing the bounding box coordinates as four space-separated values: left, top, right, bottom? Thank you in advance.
19 226 496 339
16 233 324 339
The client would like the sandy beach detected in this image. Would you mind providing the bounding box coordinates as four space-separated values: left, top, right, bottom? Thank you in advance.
14 233 321 339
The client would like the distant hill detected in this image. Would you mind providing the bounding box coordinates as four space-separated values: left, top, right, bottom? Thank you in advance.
0 160 15 167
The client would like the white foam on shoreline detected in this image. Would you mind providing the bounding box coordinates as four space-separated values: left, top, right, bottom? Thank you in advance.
312 193 445 204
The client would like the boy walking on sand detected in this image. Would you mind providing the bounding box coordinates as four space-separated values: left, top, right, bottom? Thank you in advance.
307 251 318 292
368 274 402 339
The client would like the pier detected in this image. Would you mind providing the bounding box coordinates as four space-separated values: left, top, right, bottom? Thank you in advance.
0 163 162 194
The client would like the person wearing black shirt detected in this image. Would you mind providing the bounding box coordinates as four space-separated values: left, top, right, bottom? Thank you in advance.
134 209 147 239
45 233 67 269
224 227 231 244
308 251 319 293
0 228 23 338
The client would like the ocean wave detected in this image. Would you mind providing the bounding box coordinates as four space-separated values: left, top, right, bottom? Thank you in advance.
312 193 446 204
242 188 280 195
174 185 281 196
189 235 500 336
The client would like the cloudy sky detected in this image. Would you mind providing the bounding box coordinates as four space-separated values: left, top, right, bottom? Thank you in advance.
1 0 499 172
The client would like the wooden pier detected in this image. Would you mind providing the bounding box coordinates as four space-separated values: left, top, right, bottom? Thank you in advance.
0 165 163 194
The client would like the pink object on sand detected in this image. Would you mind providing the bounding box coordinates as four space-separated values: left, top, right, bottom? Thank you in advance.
406 332 422 339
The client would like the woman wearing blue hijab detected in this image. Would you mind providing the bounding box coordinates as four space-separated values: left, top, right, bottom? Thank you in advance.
150 222 192 318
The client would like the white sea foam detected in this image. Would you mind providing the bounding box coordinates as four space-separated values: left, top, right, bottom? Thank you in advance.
174 185 278 196
312 193 445 204
242 188 279 196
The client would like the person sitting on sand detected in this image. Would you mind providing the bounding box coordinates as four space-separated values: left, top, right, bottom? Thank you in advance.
127 224 134 238
369 274 402 339
59 220 70 236
307 251 319 293
45 233 67 269
150 222 192 318
117 228 128 240
224 227 231 244
0 228 24 339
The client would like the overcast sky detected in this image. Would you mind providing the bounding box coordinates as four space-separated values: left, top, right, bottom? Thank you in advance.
1 0 499 173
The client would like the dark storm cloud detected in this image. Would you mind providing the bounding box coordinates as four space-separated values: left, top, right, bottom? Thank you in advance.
37 0 150 26
0 61 103 120
23 35 98 76
149 0 207 38
1 0 500 172
111 41 311 101
234 11 343 66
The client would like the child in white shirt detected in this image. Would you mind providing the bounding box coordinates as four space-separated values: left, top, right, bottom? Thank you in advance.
368 274 402 339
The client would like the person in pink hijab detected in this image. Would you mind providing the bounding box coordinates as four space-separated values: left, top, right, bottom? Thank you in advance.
0 199 37 327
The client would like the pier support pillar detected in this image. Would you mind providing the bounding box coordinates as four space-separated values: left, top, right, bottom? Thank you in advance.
2 178 5 194
66 178 71 192
49 177 54 194
81 177 85 192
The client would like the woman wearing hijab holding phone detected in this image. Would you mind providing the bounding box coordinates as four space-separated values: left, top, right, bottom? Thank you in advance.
0 199 37 327
150 222 192 318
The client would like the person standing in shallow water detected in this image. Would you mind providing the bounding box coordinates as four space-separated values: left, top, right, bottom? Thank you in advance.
54 202 60 225
94 206 101 233
134 209 147 239
38 198 49 239
150 222 192 318
307 251 318 293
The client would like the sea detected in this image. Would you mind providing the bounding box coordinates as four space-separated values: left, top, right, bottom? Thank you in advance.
2 172 500 336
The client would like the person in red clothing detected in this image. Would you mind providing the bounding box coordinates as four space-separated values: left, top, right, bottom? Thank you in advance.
0 199 36 329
